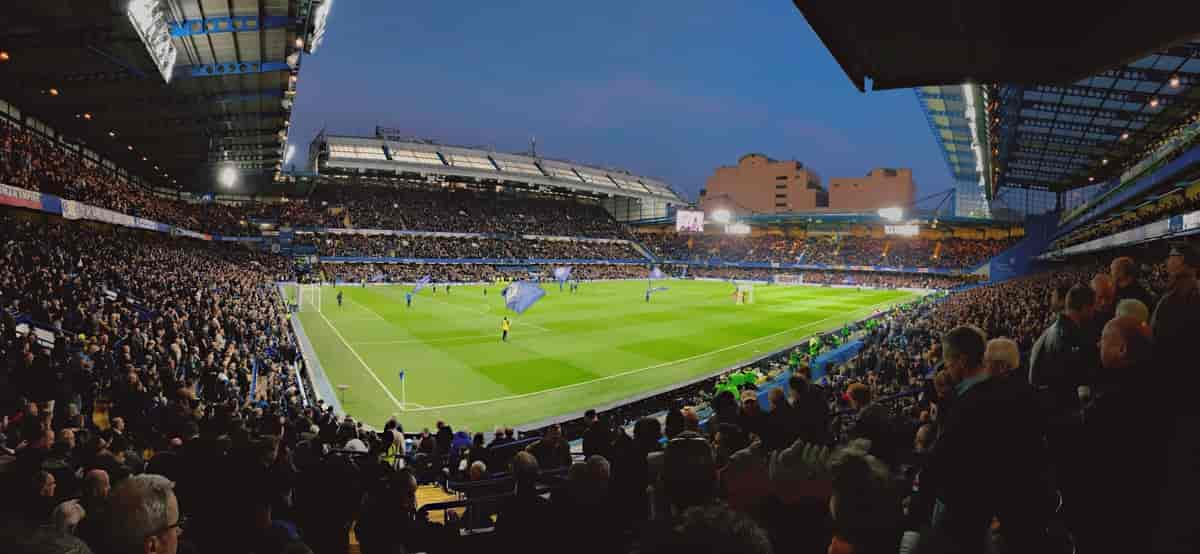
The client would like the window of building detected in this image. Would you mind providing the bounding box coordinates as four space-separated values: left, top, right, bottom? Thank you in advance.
775 183 787 189
775 193 786 198
775 175 788 180
775 202 787 208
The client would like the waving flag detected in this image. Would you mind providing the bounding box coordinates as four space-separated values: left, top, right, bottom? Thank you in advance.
503 281 546 314
413 275 431 293
649 267 666 280
553 266 572 282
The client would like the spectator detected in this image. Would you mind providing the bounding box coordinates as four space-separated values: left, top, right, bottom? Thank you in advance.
105 475 183 554
1115 298 1150 323
1029 284 1098 418
356 468 445 554
983 338 1020 380
652 503 773 554
789 374 831 446
495 452 553 553
525 424 571 470
1153 244 1200 553
1074 316 1154 553
1110 256 1156 310
581 409 613 461
1090 273 1116 324
737 390 766 441
924 326 1051 553
828 445 900 554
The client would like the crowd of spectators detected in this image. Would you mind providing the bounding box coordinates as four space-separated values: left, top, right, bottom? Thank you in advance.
639 232 1017 270
300 234 644 260
1050 189 1200 252
1 119 630 239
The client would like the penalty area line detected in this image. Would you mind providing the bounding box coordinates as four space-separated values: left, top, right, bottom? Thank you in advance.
317 311 406 411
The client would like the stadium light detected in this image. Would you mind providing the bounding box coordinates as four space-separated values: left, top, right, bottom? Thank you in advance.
711 209 731 224
0 51 9 62
878 207 904 221
1170 75 1181 88
285 145 296 164
127 0 178 84
725 223 751 235
219 166 238 188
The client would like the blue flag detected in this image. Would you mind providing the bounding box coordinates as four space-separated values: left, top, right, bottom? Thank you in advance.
503 281 546 314
553 266 572 282
649 267 665 280
413 275 431 293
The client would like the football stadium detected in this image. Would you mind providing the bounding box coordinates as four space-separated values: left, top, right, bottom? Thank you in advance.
3 2 1200 554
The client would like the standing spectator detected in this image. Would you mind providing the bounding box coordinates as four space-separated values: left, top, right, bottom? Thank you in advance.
843 383 897 467
1075 317 1154 553
738 390 766 441
1090 273 1116 326
581 409 613 461
789 373 831 446
105 475 183 554
924 326 1051 554
1028 284 1098 418
1110 256 1155 311
983 338 1020 381
828 445 900 554
1152 244 1200 554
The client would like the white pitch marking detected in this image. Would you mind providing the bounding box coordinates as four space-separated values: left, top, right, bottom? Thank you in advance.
316 311 406 411
402 297 904 413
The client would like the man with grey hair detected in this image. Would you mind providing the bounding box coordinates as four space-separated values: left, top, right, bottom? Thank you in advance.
106 474 182 554
1114 298 1149 323
926 325 1051 553
983 337 1020 380
1091 273 1116 325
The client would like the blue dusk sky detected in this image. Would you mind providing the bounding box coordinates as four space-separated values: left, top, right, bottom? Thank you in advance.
290 0 950 203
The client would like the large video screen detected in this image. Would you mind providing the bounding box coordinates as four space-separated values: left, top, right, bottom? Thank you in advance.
676 209 705 232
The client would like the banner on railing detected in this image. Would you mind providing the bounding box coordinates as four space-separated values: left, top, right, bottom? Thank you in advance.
0 183 44 210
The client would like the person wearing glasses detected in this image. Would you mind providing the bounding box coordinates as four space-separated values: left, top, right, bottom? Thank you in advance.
106 474 184 554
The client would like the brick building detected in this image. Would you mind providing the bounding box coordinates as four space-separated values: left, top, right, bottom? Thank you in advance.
700 153 827 215
827 168 916 211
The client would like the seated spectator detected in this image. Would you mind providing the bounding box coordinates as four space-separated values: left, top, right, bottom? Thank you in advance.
525 424 571 470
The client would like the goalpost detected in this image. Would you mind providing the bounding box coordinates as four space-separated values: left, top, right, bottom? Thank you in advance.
299 283 322 313
735 283 755 305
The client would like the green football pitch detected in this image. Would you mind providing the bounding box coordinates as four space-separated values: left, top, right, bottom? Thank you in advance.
288 280 919 431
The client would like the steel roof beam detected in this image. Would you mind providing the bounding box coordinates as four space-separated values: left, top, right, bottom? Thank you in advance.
1013 115 1136 138
170 15 292 37
174 61 290 80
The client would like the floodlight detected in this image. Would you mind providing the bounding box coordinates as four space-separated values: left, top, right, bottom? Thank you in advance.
219 166 238 188
711 209 731 223
878 207 903 221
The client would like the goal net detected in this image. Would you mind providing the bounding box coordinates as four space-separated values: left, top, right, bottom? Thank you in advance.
734 284 754 305
298 284 322 313
773 273 805 285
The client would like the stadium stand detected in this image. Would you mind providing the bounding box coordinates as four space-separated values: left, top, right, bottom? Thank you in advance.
7 4 1200 554
640 233 1017 270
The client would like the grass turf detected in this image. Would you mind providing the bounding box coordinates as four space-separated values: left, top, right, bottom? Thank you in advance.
290 280 918 431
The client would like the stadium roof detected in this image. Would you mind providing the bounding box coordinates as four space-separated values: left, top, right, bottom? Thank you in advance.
990 42 1200 195
793 1 1200 92
0 0 331 190
312 133 687 205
